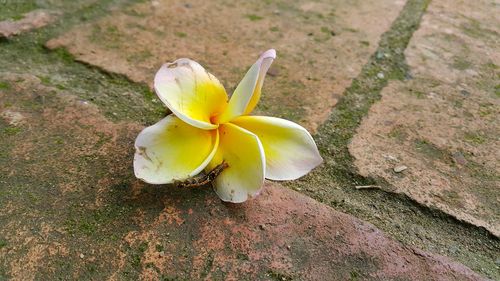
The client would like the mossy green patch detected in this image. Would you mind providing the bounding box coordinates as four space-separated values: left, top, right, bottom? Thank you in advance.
0 1 39 21
452 56 472 70
414 139 451 161
463 131 486 145
174 31 187 38
246 14 263 21
441 190 464 209
388 126 408 142
0 81 11 90
460 18 499 41
0 239 7 249
360 40 370 47
2 126 21 135
269 26 279 32
266 269 293 281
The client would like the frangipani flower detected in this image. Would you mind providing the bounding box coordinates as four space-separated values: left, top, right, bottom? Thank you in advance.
134 49 322 203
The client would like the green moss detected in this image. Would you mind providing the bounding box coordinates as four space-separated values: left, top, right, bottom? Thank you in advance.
464 132 486 145
64 203 133 236
200 252 215 279
246 14 263 21
349 271 360 281
126 50 153 63
155 244 164 252
460 18 499 40
0 239 7 249
266 270 293 281
414 139 449 160
0 81 11 90
0 1 39 21
174 31 187 38
452 56 472 70
37 75 52 86
442 190 464 208
484 62 498 70
408 87 426 99
343 27 358 33
3 126 21 136
388 126 408 142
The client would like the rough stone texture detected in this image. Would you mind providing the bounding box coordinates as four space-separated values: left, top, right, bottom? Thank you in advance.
349 0 500 236
0 73 484 280
46 0 406 132
0 10 57 38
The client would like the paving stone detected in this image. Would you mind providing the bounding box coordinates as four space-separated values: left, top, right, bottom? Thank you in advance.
349 0 500 236
46 0 405 132
0 73 484 280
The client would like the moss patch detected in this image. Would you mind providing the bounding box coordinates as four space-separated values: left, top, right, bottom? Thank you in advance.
0 1 39 21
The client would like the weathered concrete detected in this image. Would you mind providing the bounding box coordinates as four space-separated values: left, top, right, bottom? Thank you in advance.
350 0 500 236
46 0 406 132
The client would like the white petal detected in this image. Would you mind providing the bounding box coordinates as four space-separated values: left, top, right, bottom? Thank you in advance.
231 116 322 180
207 123 265 203
216 49 276 123
154 59 228 130
134 115 218 184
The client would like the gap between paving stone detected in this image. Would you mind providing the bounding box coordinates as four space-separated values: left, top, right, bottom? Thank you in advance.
0 0 498 279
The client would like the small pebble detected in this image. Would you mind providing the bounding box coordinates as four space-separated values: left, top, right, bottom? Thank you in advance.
452 151 467 165
460 90 470 97
267 67 279 77
377 72 385 79
79 253 84 259
428 92 438 99
383 154 398 162
393 165 408 173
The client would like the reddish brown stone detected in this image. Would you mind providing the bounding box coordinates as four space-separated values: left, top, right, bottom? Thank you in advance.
349 0 500 236
46 0 406 132
0 73 484 280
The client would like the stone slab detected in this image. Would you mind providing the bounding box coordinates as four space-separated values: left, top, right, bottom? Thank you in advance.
0 73 484 280
349 0 500 236
46 0 405 132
